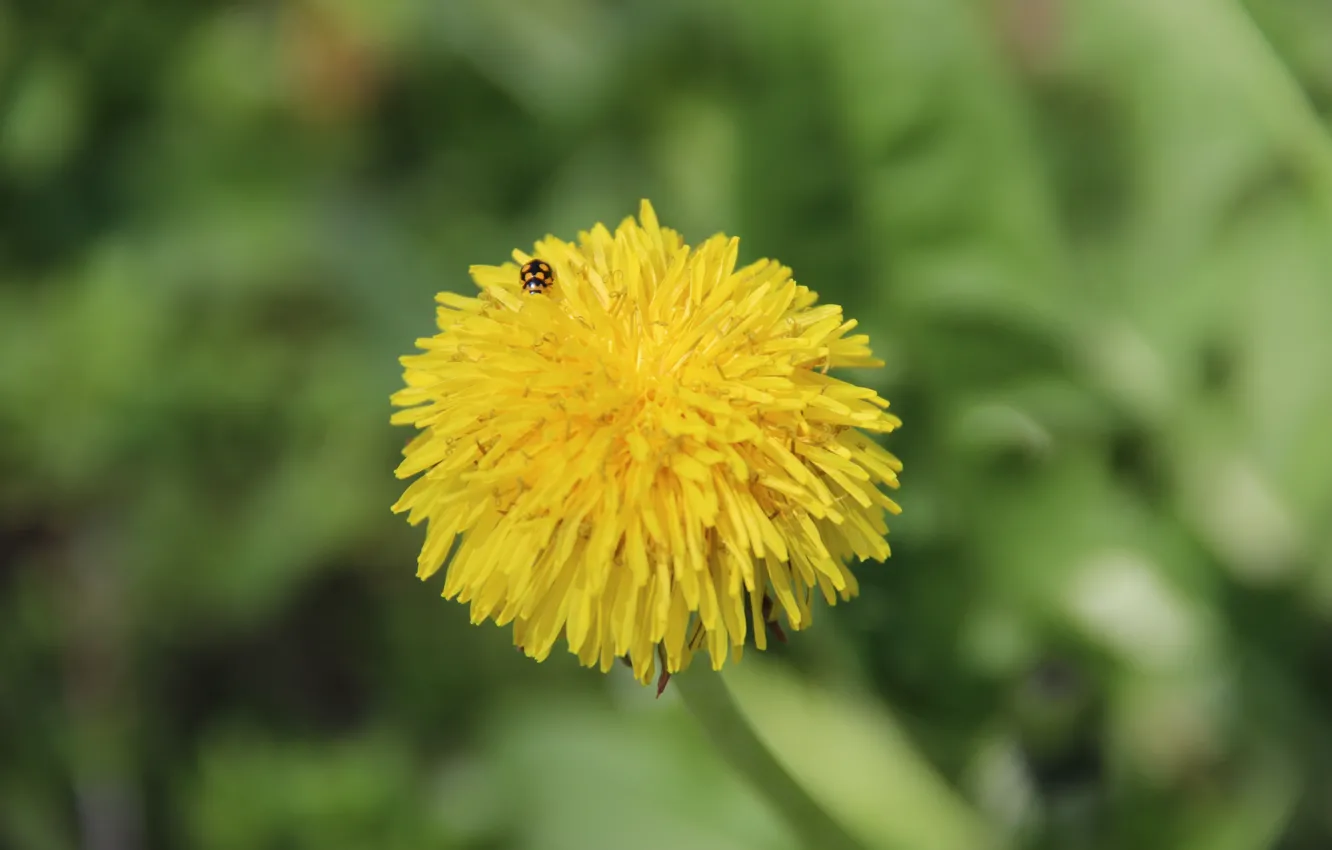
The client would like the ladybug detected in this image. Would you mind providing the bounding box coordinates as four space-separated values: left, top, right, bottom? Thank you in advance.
520 258 554 294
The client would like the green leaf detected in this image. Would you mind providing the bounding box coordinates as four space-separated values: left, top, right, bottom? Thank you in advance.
722 659 994 850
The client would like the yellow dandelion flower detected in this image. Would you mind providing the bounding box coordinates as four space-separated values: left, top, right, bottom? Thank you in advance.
391 200 902 691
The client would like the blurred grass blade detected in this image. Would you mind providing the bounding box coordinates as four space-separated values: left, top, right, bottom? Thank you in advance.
1175 750 1299 850
1139 0 1332 196
674 669 869 850
720 660 994 850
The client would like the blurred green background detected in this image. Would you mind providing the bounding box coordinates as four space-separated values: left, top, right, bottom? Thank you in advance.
4 1 1332 848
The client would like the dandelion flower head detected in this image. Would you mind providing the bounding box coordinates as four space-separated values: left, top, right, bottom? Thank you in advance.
391 201 902 688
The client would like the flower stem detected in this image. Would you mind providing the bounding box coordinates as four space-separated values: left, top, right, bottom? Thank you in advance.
673 668 870 850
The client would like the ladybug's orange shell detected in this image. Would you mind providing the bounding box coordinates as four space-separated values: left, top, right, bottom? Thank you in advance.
520 258 554 294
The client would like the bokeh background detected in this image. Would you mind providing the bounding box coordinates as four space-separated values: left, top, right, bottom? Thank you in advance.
4 1 1332 848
